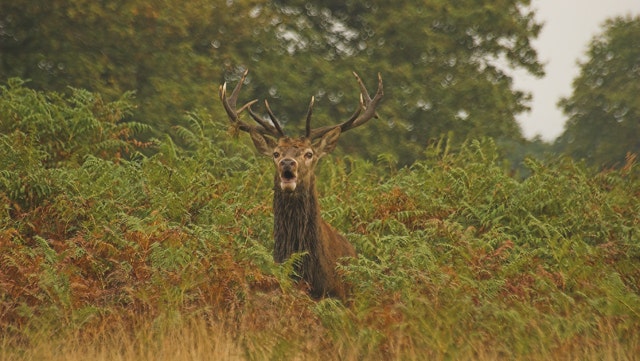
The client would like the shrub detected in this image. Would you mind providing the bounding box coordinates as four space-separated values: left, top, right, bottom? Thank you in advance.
1 82 638 360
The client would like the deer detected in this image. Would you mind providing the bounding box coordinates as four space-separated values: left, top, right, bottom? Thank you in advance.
219 70 383 300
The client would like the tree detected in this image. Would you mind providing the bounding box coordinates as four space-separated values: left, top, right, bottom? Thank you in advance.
0 0 283 134
1 0 544 164
556 15 640 167
224 0 545 163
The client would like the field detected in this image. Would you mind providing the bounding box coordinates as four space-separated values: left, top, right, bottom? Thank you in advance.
1 83 639 360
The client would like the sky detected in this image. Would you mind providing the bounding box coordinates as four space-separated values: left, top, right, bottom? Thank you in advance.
514 0 640 141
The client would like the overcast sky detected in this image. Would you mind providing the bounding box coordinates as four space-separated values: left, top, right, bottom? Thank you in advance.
514 0 640 141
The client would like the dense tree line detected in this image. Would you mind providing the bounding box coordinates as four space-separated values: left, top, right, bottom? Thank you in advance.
1 0 544 164
1 1 638 166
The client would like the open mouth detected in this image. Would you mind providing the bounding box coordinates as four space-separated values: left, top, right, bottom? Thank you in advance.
280 170 298 191
282 170 295 181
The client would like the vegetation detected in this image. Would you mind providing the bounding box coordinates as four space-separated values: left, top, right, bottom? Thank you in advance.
1 82 639 360
3 0 638 167
1 1 639 359
555 15 640 167
0 0 544 164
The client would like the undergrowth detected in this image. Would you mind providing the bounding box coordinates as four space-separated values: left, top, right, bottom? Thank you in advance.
1 81 639 360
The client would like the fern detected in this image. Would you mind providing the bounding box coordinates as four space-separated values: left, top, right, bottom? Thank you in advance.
2 82 640 360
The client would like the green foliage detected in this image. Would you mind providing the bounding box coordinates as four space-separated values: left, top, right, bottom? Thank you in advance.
0 0 264 136
1 84 639 360
1 0 544 164
0 79 148 210
333 138 639 359
556 15 640 167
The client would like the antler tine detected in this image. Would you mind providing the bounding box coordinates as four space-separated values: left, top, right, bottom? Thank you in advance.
305 96 315 138
350 72 383 127
308 72 383 140
247 105 271 131
264 100 285 137
228 69 249 108
219 69 254 128
219 87 258 131
219 69 284 138
353 72 372 104
246 103 285 138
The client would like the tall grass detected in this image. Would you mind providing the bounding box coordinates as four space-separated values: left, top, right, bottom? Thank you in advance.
1 81 639 360
1 319 243 361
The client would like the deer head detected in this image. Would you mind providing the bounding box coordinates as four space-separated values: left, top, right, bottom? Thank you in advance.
219 70 383 299
219 70 383 174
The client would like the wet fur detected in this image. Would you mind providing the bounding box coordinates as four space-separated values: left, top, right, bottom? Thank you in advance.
270 137 356 300
273 178 355 299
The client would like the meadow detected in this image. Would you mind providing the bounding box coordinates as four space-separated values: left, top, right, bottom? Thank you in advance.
1 82 639 360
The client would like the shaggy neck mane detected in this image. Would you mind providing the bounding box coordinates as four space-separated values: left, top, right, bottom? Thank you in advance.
272 177 321 282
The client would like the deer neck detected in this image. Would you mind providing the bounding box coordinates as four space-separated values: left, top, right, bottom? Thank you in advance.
272 176 321 263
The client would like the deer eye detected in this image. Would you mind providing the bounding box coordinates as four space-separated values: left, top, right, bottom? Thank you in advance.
273 152 280 158
304 151 313 159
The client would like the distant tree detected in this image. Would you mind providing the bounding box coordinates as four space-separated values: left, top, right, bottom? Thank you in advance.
238 0 546 163
1 0 544 164
0 0 283 134
555 16 640 167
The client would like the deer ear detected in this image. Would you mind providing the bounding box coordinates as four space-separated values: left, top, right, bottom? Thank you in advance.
314 127 342 158
250 131 277 156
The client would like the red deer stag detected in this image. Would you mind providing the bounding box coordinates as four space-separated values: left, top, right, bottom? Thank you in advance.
219 70 383 299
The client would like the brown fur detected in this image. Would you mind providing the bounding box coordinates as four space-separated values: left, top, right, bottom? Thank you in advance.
219 70 383 300
260 136 356 299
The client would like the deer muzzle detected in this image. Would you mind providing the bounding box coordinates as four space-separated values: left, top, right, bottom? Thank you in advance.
278 158 298 192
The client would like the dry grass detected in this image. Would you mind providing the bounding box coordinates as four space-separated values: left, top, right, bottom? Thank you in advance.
1 315 637 361
1 319 244 361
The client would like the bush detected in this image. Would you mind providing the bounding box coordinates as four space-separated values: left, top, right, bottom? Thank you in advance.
1 81 638 360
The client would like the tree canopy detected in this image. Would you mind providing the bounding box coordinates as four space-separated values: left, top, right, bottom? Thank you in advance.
0 0 544 163
555 15 640 167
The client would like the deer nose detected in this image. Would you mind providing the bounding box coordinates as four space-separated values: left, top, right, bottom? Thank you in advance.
279 158 297 169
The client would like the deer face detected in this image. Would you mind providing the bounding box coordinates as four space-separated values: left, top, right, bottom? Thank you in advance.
272 138 313 192
250 128 342 192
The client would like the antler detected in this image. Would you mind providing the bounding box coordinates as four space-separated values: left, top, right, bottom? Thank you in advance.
220 70 383 140
307 72 383 140
219 69 285 138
